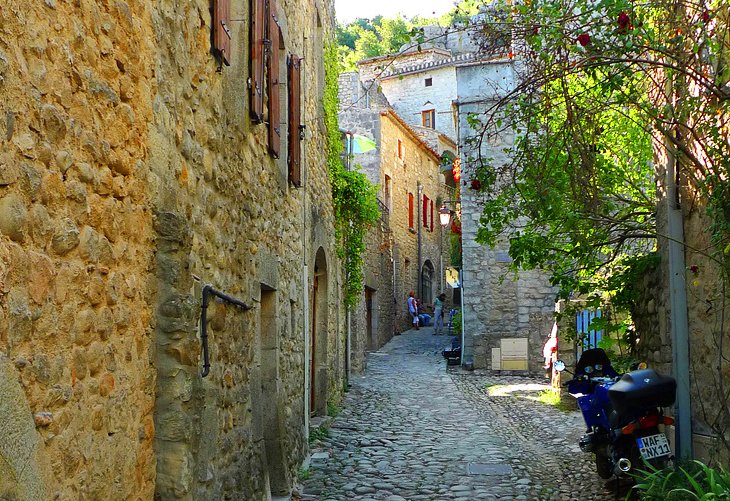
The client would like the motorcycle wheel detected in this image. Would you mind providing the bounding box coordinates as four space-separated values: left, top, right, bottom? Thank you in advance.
595 454 613 479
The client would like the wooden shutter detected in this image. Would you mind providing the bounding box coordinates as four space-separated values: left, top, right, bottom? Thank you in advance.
430 200 434 231
267 1 281 158
213 0 232 65
422 195 428 227
408 193 414 229
288 54 302 187
250 0 266 123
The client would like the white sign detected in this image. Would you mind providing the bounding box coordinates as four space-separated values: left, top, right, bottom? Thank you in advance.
445 267 460 288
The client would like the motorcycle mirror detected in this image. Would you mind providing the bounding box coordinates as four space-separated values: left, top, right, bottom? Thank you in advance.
554 360 566 372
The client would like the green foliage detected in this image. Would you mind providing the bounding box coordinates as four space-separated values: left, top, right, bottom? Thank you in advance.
336 15 413 70
536 389 574 412
632 460 730 500
327 399 341 418
308 426 329 445
297 466 311 481
450 227 463 268
451 309 462 334
323 41 381 308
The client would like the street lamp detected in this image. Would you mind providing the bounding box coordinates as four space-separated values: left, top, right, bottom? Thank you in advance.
438 200 465 366
439 204 452 228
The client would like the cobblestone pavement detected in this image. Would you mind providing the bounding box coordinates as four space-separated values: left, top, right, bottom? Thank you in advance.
299 328 630 500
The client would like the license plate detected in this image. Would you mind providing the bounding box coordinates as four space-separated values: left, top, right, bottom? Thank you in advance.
637 433 671 460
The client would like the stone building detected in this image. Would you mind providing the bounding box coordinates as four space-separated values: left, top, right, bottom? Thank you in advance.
354 30 557 371
339 72 453 346
0 0 345 499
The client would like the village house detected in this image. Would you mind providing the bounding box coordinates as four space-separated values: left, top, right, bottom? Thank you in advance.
0 0 346 499
352 25 557 372
339 73 454 358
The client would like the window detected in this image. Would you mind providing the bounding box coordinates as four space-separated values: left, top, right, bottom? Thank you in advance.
422 110 435 129
425 77 432 87
213 0 231 66
408 193 414 229
384 175 392 211
422 194 429 228
288 54 302 186
397 139 404 160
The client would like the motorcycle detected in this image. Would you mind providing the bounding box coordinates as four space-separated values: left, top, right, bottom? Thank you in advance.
555 348 677 479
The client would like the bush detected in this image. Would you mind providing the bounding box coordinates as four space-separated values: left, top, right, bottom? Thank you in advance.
632 460 730 500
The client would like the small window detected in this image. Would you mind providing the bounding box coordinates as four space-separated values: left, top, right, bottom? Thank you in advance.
408 193 414 229
425 77 432 87
397 139 404 160
422 110 435 129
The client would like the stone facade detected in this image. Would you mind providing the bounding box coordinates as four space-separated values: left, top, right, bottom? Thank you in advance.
0 0 345 499
378 111 451 332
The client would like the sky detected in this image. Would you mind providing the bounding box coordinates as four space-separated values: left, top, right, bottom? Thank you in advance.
334 0 457 23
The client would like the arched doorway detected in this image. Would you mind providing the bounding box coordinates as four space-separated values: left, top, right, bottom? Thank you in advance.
421 260 434 306
310 248 329 416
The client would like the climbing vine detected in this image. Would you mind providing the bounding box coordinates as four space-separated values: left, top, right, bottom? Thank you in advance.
323 41 381 307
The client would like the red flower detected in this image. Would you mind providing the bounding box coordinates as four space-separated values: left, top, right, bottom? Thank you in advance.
617 12 631 32
701 11 711 23
470 179 482 190
690 264 699 274
577 33 591 47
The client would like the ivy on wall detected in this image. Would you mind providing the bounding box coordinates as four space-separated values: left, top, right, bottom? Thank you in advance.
323 41 381 307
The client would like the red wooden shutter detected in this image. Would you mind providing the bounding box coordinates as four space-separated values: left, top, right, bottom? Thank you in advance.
422 195 428 227
213 0 232 65
250 0 266 123
288 54 302 187
267 2 281 158
430 200 434 231
408 193 414 229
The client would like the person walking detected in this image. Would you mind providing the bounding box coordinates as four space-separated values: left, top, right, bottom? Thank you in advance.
407 291 419 330
433 293 446 335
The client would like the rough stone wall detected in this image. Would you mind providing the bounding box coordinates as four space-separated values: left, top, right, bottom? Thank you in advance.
1 0 344 499
351 214 396 372
458 93 556 370
337 108 381 185
379 66 458 141
380 113 449 332
147 0 342 499
0 1 158 499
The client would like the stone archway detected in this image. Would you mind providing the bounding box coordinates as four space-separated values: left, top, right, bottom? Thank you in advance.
310 248 329 417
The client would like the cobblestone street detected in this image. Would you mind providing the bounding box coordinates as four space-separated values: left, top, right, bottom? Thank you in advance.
300 328 624 500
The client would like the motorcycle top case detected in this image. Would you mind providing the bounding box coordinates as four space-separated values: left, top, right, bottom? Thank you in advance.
607 369 677 414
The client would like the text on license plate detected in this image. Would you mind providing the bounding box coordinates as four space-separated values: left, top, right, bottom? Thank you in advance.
637 433 671 460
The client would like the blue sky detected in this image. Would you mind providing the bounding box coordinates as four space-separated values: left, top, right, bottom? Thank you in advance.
335 0 457 23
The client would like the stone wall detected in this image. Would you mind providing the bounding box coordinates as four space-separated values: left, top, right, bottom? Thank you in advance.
379 66 458 141
0 0 344 499
380 112 450 332
351 214 396 372
0 1 158 499
457 91 556 371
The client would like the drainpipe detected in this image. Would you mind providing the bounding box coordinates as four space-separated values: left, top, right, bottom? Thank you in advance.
346 309 351 385
666 133 693 461
417 183 423 300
